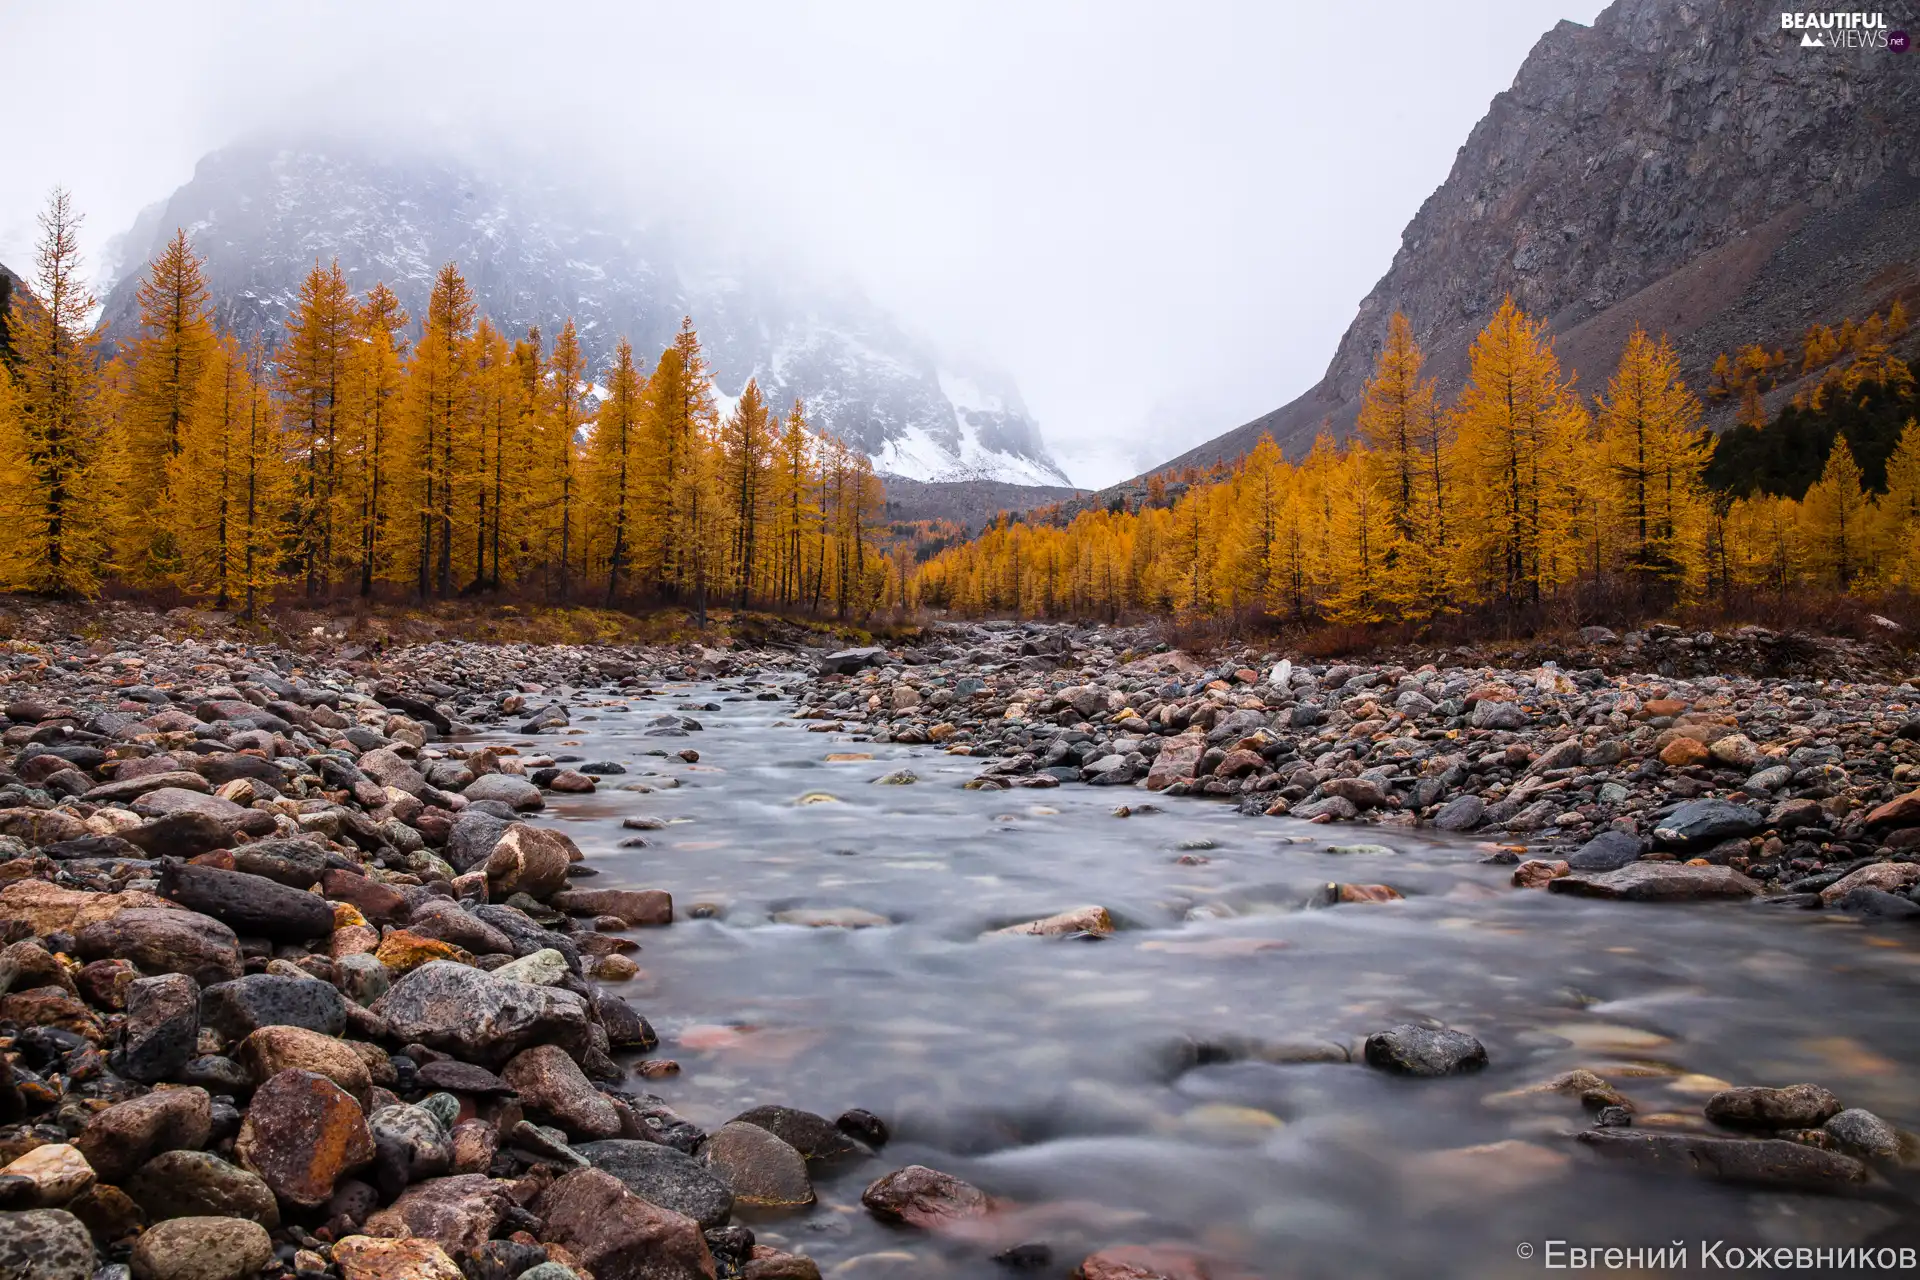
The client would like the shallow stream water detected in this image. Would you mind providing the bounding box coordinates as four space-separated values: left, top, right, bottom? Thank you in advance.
499 680 1919 1278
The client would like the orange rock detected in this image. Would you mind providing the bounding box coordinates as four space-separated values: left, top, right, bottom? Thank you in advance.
1641 698 1689 718
1511 859 1571 889
233 1070 374 1207
1075 1244 1213 1280
375 930 471 972
1332 883 1403 904
1659 737 1710 767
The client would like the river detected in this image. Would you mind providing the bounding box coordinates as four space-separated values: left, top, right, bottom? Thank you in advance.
502 678 1918 1278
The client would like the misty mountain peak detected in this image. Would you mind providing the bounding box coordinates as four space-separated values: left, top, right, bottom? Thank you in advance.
98 138 1071 487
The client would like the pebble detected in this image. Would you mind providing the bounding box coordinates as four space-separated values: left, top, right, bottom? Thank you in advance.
129 1217 273 1280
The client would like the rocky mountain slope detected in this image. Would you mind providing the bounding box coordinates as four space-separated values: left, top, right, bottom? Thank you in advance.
879 476 1087 533
1155 0 1920 474
97 140 1070 488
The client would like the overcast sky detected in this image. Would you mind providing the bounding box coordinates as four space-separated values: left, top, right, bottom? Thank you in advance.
2 0 1607 488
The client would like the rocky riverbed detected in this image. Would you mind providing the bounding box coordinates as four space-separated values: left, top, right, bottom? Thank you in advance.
795 621 1920 918
0 609 1914 1280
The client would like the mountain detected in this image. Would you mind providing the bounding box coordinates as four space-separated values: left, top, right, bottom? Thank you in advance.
1154 0 1920 474
880 475 1088 533
97 139 1071 487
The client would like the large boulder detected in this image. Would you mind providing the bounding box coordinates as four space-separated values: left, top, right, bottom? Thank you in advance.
1362 1025 1489 1077
576 1140 734 1230
233 1070 374 1207
129 1216 272 1280
1547 863 1759 902
74 1088 213 1182
124 1151 279 1226
1575 1130 1868 1191
1144 737 1204 792
535 1168 715 1280
370 961 590 1067
362 1174 512 1256
1652 799 1766 848
483 826 575 901
200 973 348 1040
700 1122 813 1209
462 775 543 812
860 1165 990 1230
501 1046 621 1139
0 1209 97 1280
158 862 334 942
75 908 241 985
548 887 671 926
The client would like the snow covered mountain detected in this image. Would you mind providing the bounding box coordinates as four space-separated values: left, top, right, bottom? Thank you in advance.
97 139 1070 487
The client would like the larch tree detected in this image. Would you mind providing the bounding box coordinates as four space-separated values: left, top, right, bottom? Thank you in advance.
1594 327 1709 597
1800 435 1872 589
585 337 646 605
537 317 589 600
1450 298 1584 607
403 263 476 598
116 228 217 582
280 260 354 594
170 337 290 615
721 377 772 607
1355 312 1447 613
0 190 106 597
340 283 408 596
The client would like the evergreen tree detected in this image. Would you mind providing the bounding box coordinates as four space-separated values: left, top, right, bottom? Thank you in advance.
0 190 106 596
116 228 216 582
280 260 354 594
1595 327 1708 595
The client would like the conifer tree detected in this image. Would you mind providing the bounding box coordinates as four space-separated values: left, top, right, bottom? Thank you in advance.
281 260 354 594
0 190 106 596
1800 435 1872 589
116 228 216 582
171 338 289 615
585 338 646 605
1595 327 1709 596
340 283 407 596
537 318 588 600
403 264 476 598
721 377 772 607
1451 298 1584 607
1356 312 1448 612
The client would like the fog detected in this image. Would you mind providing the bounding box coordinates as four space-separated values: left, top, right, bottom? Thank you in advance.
2 0 1606 487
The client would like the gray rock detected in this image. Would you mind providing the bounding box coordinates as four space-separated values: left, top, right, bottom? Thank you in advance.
368 1103 453 1188
199 974 347 1040
370 960 590 1067
1575 1130 1868 1192
446 810 513 873
1548 863 1760 902
576 1139 735 1230
0 1209 95 1280
1431 795 1485 831
158 862 334 942
701 1121 813 1209
1653 798 1766 847
1469 700 1527 730
730 1105 870 1167
1362 1024 1488 1076
462 775 544 812
1823 1108 1900 1162
118 973 200 1083
124 1151 279 1227
1566 830 1643 872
